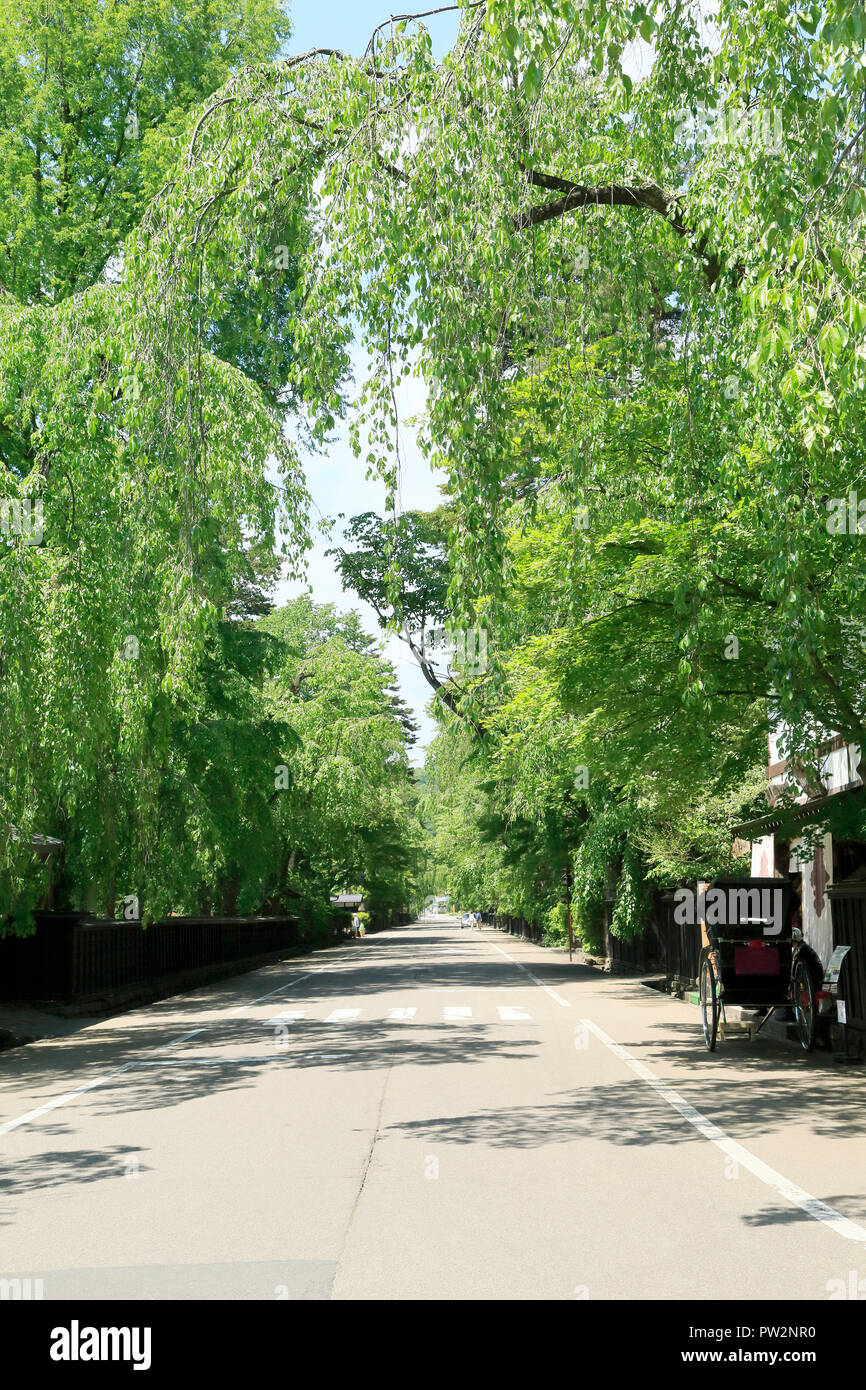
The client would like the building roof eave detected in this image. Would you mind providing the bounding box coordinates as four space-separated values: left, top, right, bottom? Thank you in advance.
731 782 865 840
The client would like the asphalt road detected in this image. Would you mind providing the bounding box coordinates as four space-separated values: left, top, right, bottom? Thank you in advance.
2 916 866 1300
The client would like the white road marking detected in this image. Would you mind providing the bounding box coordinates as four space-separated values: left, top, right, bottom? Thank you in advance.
443 1006 472 1021
326 1009 362 1023
0 1063 136 1138
153 1027 207 1053
0 968 319 1140
388 1007 417 1020
137 1056 281 1065
581 1017 866 1245
497 1005 532 1021
225 970 316 1018
488 941 571 1007
151 1044 358 1064
427 986 535 992
267 1010 308 1027
0 926 437 1141
0 1022 211 1136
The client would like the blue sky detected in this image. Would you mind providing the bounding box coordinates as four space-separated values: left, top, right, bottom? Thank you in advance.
274 3 461 763
286 1 461 59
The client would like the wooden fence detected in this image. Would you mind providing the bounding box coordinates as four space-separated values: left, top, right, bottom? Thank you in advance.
482 913 543 944
2 905 417 1003
328 909 412 938
483 895 701 985
645 895 702 985
0 912 300 1002
483 884 866 1050
828 883 866 1038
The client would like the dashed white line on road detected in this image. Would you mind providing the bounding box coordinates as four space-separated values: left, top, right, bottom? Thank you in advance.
581 1017 866 1246
388 1007 417 1020
497 1005 532 1020
267 1010 308 1027
443 1006 472 1021
326 1009 363 1023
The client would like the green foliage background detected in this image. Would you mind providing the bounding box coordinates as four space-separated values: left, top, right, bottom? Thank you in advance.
3 0 866 950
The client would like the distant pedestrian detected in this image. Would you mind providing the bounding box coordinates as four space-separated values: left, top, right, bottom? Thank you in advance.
351 911 360 938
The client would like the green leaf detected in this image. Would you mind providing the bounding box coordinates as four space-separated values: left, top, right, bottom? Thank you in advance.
524 58 543 97
819 321 847 356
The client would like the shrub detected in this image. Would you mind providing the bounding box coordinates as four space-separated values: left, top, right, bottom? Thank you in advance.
543 901 570 947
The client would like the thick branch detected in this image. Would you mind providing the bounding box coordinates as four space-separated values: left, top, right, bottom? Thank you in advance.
519 171 683 228
518 169 722 286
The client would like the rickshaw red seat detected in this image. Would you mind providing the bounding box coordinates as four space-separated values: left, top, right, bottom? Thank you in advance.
734 944 780 976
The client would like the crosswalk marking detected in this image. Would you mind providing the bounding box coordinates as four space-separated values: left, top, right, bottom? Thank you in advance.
255 1003 537 1026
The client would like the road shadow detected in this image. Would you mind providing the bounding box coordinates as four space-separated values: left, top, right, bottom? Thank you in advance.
0 1144 151 1200
385 1065 866 1150
0 931 569 1102
0 1020 537 1143
740 1194 866 1229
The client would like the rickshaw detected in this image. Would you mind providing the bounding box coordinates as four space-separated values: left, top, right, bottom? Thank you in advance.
698 877 821 1053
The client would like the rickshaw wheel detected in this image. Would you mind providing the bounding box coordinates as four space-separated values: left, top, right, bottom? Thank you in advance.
793 959 816 1052
700 958 719 1052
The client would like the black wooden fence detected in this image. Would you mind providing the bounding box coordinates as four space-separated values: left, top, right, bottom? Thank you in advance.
483 894 701 984
0 912 300 1002
1 904 417 1007
364 910 411 933
828 883 866 1038
328 909 412 938
483 884 866 1046
482 914 543 944
607 932 646 970
647 894 702 985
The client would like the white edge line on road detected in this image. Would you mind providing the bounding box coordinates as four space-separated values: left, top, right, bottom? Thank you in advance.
581 1017 866 1246
0 1063 136 1137
487 940 572 1007
136 1056 285 1065
0 968 320 1139
224 970 316 1017
153 1027 206 1053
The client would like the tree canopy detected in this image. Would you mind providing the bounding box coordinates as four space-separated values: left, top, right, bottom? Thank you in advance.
3 0 865 945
